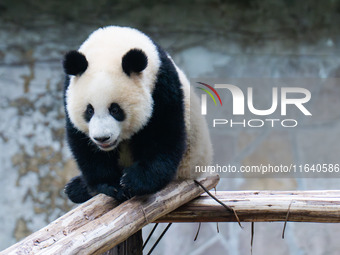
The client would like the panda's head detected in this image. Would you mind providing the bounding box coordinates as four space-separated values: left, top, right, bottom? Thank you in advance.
63 26 160 151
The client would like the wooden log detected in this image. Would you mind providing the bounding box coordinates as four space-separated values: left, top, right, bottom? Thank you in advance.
156 190 340 223
2 194 117 255
1 176 219 255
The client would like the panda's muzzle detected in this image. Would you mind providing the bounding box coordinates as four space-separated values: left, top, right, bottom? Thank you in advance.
89 115 121 151
94 136 111 143
93 136 118 151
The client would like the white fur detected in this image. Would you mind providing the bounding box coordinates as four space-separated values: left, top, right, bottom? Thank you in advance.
174 64 213 179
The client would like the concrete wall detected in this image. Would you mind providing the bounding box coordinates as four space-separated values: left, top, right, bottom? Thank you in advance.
1 1 340 254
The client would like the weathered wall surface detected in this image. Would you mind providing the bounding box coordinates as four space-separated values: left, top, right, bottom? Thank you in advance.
1 1 340 254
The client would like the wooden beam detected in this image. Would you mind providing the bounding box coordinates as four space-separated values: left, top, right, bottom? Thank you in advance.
1 176 219 255
156 190 340 223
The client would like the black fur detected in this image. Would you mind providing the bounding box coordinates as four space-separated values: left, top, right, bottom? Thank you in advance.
122 49 148 76
84 104 94 122
109 103 125 121
63 45 186 204
63 50 88 76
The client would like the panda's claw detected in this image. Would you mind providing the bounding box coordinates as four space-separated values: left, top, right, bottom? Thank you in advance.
96 183 130 202
120 173 127 187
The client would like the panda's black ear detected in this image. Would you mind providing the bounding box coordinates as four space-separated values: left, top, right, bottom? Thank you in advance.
63 51 88 76
122 49 148 76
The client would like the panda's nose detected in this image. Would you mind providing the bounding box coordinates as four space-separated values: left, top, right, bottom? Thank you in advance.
94 136 111 143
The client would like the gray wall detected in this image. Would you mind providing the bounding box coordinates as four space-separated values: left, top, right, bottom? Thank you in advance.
1 1 340 254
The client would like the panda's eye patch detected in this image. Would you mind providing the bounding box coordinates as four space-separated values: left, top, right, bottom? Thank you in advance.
109 103 125 121
84 104 94 122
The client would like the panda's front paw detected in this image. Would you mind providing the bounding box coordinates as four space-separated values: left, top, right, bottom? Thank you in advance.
96 183 129 203
120 171 144 197
120 164 171 197
65 175 93 203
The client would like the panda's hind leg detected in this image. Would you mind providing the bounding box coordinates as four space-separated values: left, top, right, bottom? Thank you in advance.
64 175 93 203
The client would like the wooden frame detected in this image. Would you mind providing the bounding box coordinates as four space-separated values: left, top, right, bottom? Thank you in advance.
2 177 340 255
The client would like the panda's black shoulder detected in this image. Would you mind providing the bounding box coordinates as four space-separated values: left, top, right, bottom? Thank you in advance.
130 43 186 157
153 44 184 102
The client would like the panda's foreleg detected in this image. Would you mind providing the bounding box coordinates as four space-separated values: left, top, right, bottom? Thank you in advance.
64 175 93 203
65 122 125 202
118 73 187 198
119 150 183 198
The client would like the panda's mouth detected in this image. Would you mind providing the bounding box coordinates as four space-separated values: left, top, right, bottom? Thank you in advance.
96 139 118 151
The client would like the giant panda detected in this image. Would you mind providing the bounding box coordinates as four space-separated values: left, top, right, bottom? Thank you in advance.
63 26 212 203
